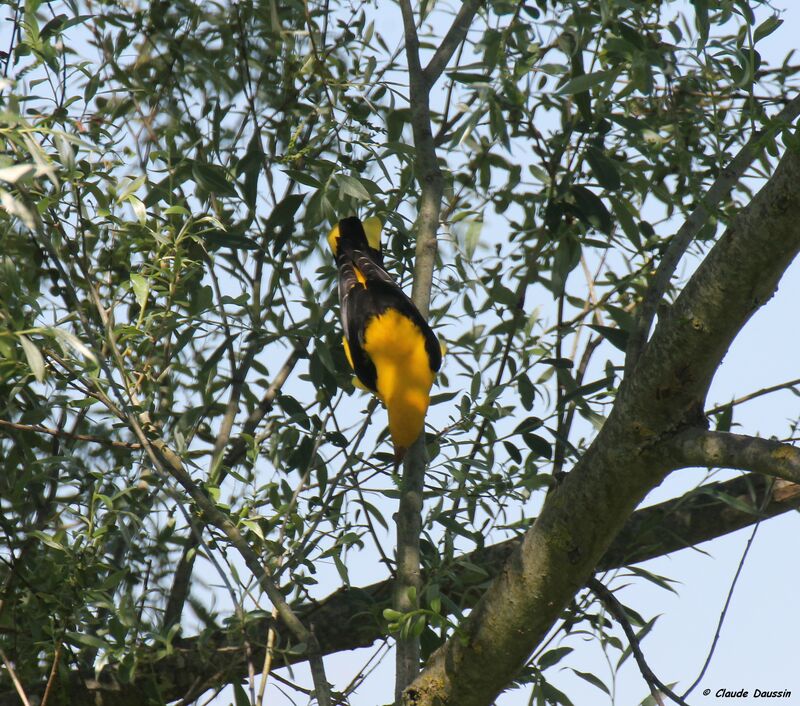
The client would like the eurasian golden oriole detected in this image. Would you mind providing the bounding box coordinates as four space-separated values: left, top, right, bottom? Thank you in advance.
327 216 441 464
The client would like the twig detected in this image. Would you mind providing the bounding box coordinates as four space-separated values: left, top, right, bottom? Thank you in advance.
681 482 772 699
587 578 688 706
39 641 62 706
0 418 141 450
423 0 483 86
256 606 280 706
163 343 304 628
706 377 800 416
2 4 21 79
0 647 32 706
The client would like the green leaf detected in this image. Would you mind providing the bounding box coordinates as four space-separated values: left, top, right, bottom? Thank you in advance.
202 230 261 250
336 173 371 201
0 164 35 183
699 488 757 514
464 219 482 258
130 274 150 308
191 162 238 198
570 669 610 695
128 195 146 224
233 682 250 706
623 566 678 594
714 405 733 432
513 416 543 434
589 324 629 352
518 374 536 411
753 16 782 44
611 196 641 249
541 678 575 706
30 530 66 550
65 631 111 650
18 334 45 381
570 185 612 233
282 168 322 189
693 0 710 52
557 70 614 95
504 441 522 464
523 432 551 459
585 147 620 191
50 328 97 364
445 72 492 84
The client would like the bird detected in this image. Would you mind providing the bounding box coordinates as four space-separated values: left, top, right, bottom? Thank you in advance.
327 216 441 467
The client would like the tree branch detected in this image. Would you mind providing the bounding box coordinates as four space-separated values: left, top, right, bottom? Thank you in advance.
670 429 800 484
587 578 688 706
0 418 141 450
395 0 450 697
706 376 800 416
405 138 800 705
163 343 304 628
128 414 331 705
423 0 482 86
7 473 796 706
625 90 800 376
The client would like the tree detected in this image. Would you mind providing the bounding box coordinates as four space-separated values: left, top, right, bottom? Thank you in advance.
1 0 799 704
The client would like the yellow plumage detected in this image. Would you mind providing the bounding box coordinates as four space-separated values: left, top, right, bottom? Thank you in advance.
329 217 441 463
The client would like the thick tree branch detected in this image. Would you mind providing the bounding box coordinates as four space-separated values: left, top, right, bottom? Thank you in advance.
6 474 796 706
670 429 800 484
423 0 482 86
404 142 800 704
625 91 800 375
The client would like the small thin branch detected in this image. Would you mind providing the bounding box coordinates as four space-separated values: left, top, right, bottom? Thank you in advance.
706 377 800 416
670 428 800 485
2 4 21 79
223 343 305 469
256 606 280 706
163 343 304 628
128 414 331 706
0 648 32 706
681 491 768 699
0 418 141 450
39 641 62 706
587 579 688 706
625 90 800 376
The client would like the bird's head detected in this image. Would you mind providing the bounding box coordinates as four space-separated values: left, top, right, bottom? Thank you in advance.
326 216 383 256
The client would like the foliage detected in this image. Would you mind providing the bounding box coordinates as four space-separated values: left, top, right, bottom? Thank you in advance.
0 0 797 703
